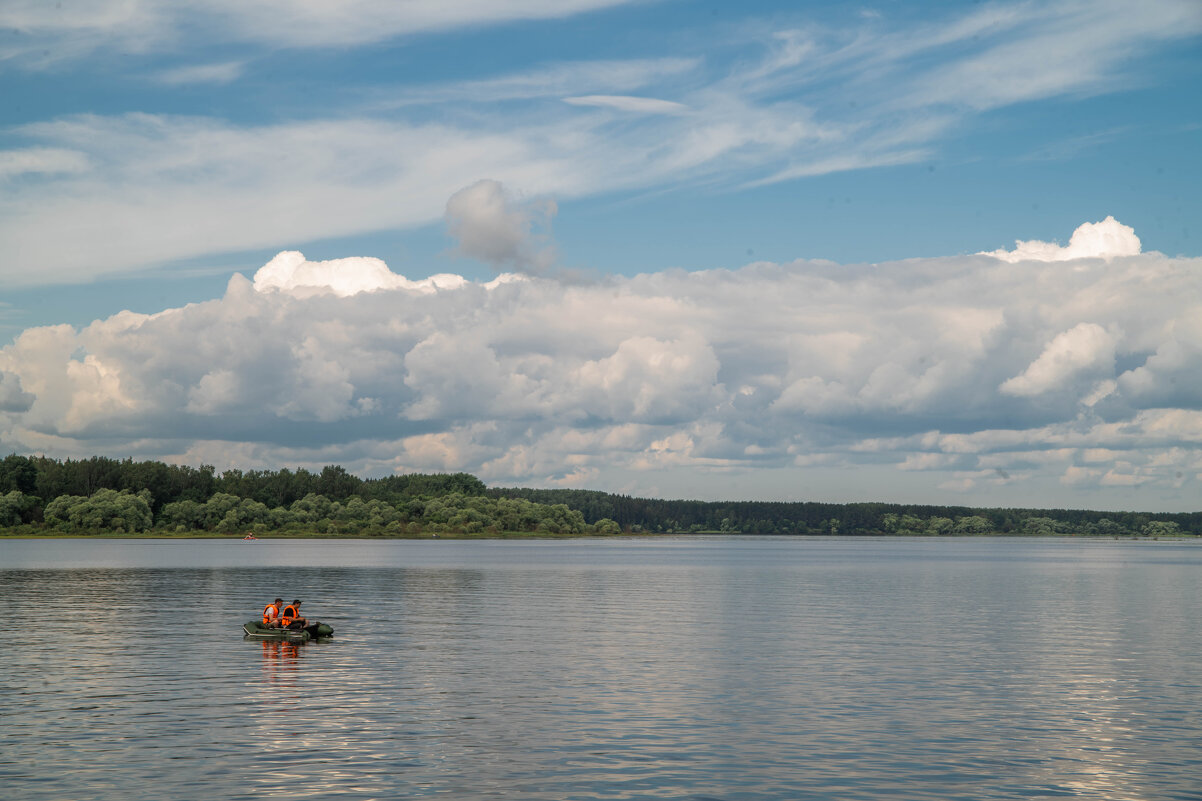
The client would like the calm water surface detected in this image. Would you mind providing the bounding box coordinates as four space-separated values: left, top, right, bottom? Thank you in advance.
2 536 1201 800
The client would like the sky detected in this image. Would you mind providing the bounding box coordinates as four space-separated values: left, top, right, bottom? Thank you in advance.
1 0 1201 511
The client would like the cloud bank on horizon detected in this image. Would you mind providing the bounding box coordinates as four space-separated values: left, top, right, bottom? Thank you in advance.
2 207 1200 510
1 1 1199 511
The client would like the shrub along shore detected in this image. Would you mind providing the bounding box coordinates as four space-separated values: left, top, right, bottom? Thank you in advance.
1 454 1197 538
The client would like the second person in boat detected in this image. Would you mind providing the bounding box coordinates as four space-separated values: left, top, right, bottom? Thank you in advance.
280 600 307 629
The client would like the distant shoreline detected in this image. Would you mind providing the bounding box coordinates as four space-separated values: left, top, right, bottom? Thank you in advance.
3 530 1197 541
0 530 620 540
4 457 1196 537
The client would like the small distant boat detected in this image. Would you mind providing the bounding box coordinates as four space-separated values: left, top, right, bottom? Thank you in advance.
242 533 258 541
243 621 334 641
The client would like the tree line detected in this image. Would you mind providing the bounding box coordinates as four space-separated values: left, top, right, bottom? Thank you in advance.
0 455 608 536
490 488 1199 538
0 453 1196 537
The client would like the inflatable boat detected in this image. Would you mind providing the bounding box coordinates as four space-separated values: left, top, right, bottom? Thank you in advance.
243 620 334 641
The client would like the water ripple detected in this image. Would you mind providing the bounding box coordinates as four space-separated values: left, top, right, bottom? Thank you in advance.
2 537 1202 799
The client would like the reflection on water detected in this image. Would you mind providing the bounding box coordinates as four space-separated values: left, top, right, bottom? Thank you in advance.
259 640 301 677
2 537 1202 800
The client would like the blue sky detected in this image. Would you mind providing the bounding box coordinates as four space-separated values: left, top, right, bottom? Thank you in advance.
2 0 1202 510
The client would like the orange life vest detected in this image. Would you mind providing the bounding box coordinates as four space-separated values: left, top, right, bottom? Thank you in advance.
281 604 299 626
263 603 280 625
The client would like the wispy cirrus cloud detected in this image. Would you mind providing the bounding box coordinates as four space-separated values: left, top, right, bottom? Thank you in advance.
0 147 90 178
155 60 246 86
898 0 1202 110
0 0 651 66
375 58 700 107
1 0 1198 286
563 95 690 115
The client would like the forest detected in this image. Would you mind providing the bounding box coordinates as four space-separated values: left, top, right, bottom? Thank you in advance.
0 453 1196 537
0 455 602 536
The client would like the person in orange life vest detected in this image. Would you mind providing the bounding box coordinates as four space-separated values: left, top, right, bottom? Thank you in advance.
280 600 307 629
263 598 284 628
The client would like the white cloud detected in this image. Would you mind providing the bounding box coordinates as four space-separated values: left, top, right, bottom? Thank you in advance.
1081 448 1122 464
1100 467 1155 487
899 452 959 471
772 376 855 416
982 216 1141 262
0 115 585 286
1060 465 1099 486
1081 379 1117 407
1000 323 1117 397
887 0 1202 111
0 148 90 179
3 219 1202 509
563 95 690 114
571 335 722 423
1117 314 1202 406
3 3 1196 286
0 0 647 65
380 58 699 107
6 0 1196 76
185 368 239 415
155 61 245 86
252 250 466 297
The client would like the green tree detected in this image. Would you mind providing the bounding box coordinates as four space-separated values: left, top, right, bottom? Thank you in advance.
1142 520 1182 538
317 465 361 500
1022 517 1065 536
0 454 37 494
214 498 273 533
954 515 993 535
592 518 622 536
45 489 152 533
290 493 335 524
0 490 37 526
539 503 586 534
200 493 243 530
159 499 205 530
926 517 954 536
1091 518 1127 537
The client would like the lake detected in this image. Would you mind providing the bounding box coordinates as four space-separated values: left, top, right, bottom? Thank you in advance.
2 536 1201 800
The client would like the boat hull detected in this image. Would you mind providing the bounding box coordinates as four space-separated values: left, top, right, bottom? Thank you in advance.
243 620 334 641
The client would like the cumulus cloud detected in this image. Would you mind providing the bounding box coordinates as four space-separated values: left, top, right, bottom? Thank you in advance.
1116 315 1202 407
1000 323 1117 397
0 370 34 412
3 217 1202 509
445 180 558 274
252 251 467 297
982 216 1141 262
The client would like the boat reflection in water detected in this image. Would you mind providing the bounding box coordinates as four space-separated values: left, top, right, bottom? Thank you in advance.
259 639 301 687
260 639 301 662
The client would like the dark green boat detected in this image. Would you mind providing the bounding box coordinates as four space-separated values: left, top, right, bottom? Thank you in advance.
243 620 334 642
